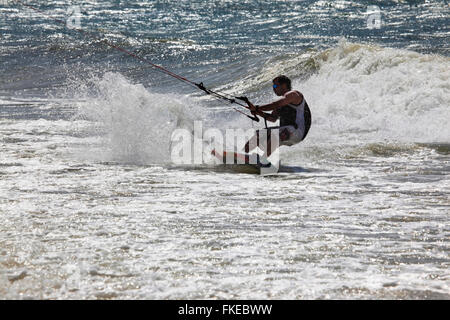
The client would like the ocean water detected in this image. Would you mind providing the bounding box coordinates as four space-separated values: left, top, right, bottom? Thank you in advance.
0 0 449 299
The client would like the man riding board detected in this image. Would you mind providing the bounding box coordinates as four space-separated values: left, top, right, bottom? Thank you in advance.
244 75 311 158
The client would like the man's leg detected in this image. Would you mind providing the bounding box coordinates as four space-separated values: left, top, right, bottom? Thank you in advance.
244 130 259 154
258 129 273 158
242 128 288 163
244 128 287 156
261 127 289 157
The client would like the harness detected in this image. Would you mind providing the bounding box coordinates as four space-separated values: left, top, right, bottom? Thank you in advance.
279 105 299 128
278 96 312 141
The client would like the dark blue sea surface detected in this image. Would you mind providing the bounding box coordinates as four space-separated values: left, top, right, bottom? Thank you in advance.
1 1 448 97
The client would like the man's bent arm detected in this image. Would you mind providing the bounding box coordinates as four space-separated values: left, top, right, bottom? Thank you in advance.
258 92 302 111
254 109 277 122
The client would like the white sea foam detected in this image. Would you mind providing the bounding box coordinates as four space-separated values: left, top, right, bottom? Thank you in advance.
73 72 206 164
302 40 450 145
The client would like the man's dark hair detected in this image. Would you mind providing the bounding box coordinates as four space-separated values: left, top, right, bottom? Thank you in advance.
273 75 292 90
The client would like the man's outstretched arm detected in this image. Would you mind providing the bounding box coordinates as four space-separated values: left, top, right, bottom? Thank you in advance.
257 91 302 112
254 109 278 122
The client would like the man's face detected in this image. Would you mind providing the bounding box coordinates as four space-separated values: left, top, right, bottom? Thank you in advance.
272 81 284 96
